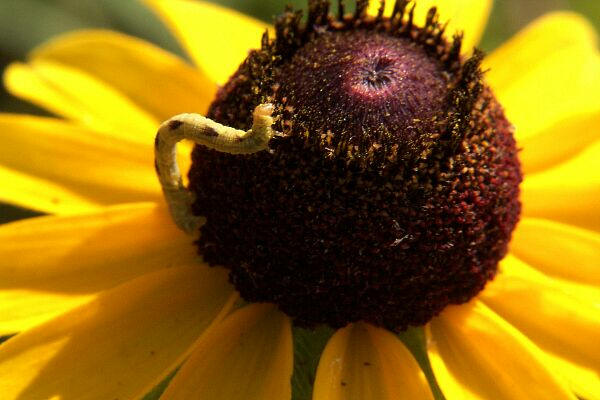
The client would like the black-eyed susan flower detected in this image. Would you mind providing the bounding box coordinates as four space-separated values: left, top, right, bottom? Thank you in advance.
0 1 598 399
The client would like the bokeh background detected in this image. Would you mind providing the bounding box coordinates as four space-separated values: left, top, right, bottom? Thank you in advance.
0 0 599 223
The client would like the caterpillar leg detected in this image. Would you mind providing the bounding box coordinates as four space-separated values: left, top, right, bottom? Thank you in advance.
155 103 278 234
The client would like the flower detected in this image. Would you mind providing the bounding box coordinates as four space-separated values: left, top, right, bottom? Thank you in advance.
0 0 598 399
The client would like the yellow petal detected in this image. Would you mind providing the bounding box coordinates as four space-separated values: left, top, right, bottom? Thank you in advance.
144 0 269 85
29 29 216 120
542 349 600 400
0 265 237 400
161 304 293 400
485 13 600 173
367 0 492 51
485 13 598 95
313 322 433 400
518 112 600 175
521 140 600 232
480 255 600 381
510 218 600 284
4 60 157 139
416 0 492 51
0 202 198 334
0 114 162 214
0 291 94 338
427 301 576 400
0 166 102 216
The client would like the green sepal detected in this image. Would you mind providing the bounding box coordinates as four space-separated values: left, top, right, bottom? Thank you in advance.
397 326 446 400
291 325 335 400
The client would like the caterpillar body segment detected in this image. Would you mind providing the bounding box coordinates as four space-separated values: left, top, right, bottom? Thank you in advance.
154 103 279 233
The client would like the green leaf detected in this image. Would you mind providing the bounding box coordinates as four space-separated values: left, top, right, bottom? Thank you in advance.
291 325 334 400
397 326 446 400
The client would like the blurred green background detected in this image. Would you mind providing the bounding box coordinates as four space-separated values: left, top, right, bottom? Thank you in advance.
0 0 599 223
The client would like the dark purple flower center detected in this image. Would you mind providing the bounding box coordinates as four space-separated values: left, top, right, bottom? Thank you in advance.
187 2 522 332
274 30 449 151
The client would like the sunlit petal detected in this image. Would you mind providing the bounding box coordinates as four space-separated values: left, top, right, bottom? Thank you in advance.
428 301 575 400
485 12 600 173
161 304 293 400
0 265 236 400
30 29 216 120
480 255 600 383
4 60 158 139
510 218 600 284
313 322 433 400
542 350 600 400
0 202 198 334
521 140 600 232
368 0 492 51
144 0 269 85
0 166 101 216
0 115 161 213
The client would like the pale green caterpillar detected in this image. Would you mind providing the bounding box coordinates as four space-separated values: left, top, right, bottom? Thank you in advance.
154 103 279 233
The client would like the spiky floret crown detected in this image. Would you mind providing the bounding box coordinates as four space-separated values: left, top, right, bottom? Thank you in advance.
190 1 522 331
210 0 485 164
